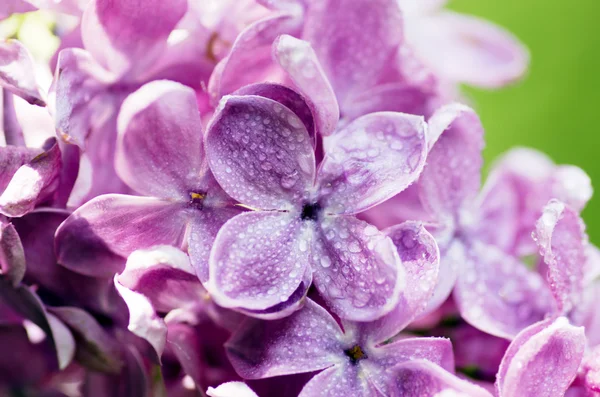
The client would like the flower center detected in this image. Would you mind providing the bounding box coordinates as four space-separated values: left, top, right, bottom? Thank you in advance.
189 192 206 210
344 345 367 365
300 202 321 221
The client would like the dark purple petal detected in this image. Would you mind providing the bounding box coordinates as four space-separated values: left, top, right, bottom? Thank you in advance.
116 80 206 199
409 11 528 88
208 13 302 102
533 200 587 314
388 359 493 397
419 103 484 221
358 222 439 341
0 39 45 106
0 141 62 217
206 95 315 210
226 299 342 379
496 317 585 397
302 0 403 106
299 365 382 397
55 194 188 277
273 35 339 136
453 241 552 340
188 206 242 283
207 211 310 313
53 48 119 148
117 245 205 314
318 112 426 215
81 0 187 77
0 219 26 286
311 216 401 321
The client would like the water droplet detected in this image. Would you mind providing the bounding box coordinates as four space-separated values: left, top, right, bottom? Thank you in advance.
320 257 332 268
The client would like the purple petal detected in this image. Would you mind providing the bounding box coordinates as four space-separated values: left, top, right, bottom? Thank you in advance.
388 359 493 397
226 299 342 379
317 112 426 215
0 220 26 286
302 0 403 106
116 80 205 200
206 95 315 210
419 103 484 221
359 222 440 341
55 194 188 277
0 145 42 190
533 200 587 314
273 35 339 136
0 1 37 19
208 13 302 102
0 141 62 217
311 216 401 321
409 11 528 88
551 165 593 213
188 206 242 283
50 306 123 373
81 0 187 77
299 365 382 397
114 276 167 361
53 48 119 148
496 317 585 397
453 241 552 340
207 382 259 397
117 245 205 314
207 211 310 312
0 39 45 106
582 346 600 392
373 337 455 375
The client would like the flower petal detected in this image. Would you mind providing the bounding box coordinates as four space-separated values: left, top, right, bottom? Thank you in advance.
419 103 484 221
117 246 205 314
114 276 167 361
409 11 528 88
0 141 62 217
116 80 205 200
207 13 302 102
207 382 259 397
206 95 315 210
311 216 402 321
0 1 36 19
299 365 382 397
207 211 311 312
273 35 339 136
318 112 426 215
453 241 551 340
0 145 42 191
55 194 188 278
81 0 187 77
0 39 45 106
302 0 403 106
226 299 342 379
388 359 493 397
582 346 600 392
496 317 585 397
372 337 454 375
53 48 118 148
0 220 25 286
533 200 587 314
359 222 440 342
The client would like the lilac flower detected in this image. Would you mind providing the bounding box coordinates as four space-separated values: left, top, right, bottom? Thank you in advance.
55 80 240 281
225 223 489 396
204 93 428 321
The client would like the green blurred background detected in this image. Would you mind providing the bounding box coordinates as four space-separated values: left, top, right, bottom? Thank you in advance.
449 0 600 243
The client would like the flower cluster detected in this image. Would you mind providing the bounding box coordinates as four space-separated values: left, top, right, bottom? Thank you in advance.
0 1 596 396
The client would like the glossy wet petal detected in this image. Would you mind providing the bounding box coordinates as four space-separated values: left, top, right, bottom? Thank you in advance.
208 211 311 312
273 35 339 136
311 216 402 321
55 194 188 278
82 0 187 77
318 112 426 215
533 200 587 314
116 80 205 199
0 39 45 106
419 103 484 220
299 365 382 397
453 241 552 340
206 95 315 210
496 317 585 397
226 299 342 379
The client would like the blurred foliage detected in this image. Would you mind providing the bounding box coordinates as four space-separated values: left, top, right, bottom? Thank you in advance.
449 0 600 242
